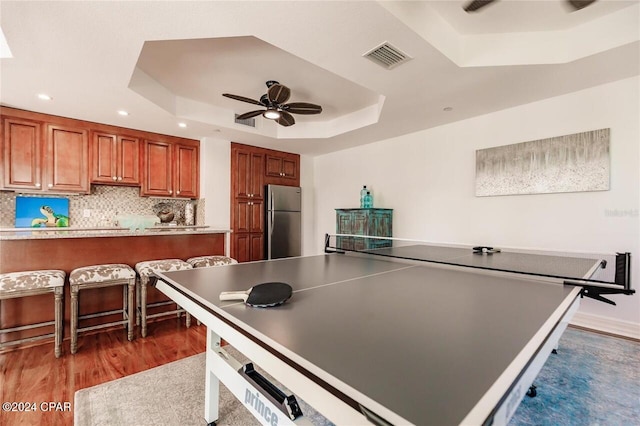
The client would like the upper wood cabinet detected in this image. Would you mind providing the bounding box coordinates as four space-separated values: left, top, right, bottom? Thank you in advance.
1 107 200 197
233 146 264 200
141 139 199 199
265 153 298 184
1 116 90 193
2 117 43 190
91 131 140 186
46 124 90 193
174 143 199 199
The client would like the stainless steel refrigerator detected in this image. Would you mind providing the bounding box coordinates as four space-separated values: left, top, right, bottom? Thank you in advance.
266 184 301 259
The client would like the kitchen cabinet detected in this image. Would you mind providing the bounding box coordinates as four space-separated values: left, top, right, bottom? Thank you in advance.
46 124 90 193
1 116 89 193
233 146 264 199
174 142 199 199
1 107 200 196
265 152 298 185
233 233 264 263
2 117 42 190
335 208 393 250
141 139 199 198
230 143 299 262
91 131 140 185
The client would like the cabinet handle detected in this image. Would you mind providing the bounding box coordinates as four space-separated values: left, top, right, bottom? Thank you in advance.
117 177 122 181
48 184 53 188
169 190 173 194
176 191 180 195
35 183 41 188
113 176 117 181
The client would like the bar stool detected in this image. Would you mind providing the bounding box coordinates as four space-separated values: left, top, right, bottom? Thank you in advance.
0 270 65 358
186 255 238 268
134 259 193 338
69 264 136 354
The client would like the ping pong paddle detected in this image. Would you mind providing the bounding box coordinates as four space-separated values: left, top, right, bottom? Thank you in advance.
473 246 502 254
219 282 292 308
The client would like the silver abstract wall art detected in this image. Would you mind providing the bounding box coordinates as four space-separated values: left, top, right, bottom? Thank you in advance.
475 129 610 197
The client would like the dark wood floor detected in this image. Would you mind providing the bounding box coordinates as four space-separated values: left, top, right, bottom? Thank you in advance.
0 319 206 426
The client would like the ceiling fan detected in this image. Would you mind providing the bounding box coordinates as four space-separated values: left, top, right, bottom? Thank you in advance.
222 81 322 127
464 0 598 13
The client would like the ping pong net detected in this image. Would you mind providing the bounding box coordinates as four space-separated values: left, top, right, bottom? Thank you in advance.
324 233 634 305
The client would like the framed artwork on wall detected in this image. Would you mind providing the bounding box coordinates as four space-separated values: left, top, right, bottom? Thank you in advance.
15 196 70 227
475 128 610 197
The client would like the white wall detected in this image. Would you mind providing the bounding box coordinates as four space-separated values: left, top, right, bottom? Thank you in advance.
313 77 640 335
200 137 231 230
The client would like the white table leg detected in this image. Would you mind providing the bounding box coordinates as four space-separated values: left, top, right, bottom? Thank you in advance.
205 328 221 424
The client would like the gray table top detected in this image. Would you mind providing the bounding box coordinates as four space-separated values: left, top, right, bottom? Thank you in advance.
159 252 581 425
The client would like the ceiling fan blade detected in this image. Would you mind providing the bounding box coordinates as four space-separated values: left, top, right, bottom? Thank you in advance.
567 0 597 11
222 93 264 106
463 0 497 12
267 84 291 105
236 110 265 120
276 111 295 127
282 102 323 115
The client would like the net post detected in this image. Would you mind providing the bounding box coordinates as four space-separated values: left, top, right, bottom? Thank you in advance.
615 252 631 290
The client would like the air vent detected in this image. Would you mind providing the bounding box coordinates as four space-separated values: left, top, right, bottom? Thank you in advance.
363 42 411 70
235 114 256 127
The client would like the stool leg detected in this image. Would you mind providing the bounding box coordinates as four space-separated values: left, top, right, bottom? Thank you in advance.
70 286 79 354
54 287 63 358
127 278 135 341
141 277 148 338
186 311 191 328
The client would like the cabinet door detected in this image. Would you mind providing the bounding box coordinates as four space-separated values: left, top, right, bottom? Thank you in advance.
264 153 298 185
117 136 140 185
174 143 199 198
91 132 117 184
142 140 172 196
234 233 263 263
2 117 43 190
249 200 263 233
235 200 263 233
265 155 283 178
235 200 252 233
234 148 263 199
281 156 298 180
234 233 251 263
249 233 264 261
46 125 89 193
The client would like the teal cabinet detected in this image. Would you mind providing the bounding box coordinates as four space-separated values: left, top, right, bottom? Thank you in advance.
335 208 393 250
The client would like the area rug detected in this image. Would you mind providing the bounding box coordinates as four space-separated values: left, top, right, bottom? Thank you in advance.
75 328 639 425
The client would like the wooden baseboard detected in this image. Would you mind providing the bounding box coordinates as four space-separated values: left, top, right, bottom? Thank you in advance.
570 312 640 341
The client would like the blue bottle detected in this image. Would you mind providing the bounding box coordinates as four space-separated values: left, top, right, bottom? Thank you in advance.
363 191 373 208
360 185 368 208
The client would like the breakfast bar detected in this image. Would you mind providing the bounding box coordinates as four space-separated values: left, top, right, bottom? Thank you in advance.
0 227 231 348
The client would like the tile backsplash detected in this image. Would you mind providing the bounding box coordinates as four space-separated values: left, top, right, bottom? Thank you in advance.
0 186 204 228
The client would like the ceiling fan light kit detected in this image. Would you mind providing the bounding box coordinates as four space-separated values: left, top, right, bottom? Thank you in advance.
223 81 322 127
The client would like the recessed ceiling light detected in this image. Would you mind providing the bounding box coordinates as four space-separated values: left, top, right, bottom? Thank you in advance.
443 107 453 112
37 94 52 101
117 110 129 116
178 122 187 128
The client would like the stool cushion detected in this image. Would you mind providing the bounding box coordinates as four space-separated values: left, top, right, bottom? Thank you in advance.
187 255 238 268
69 264 136 285
0 270 65 293
135 259 192 277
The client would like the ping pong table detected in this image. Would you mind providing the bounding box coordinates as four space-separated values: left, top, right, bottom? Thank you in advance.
154 236 632 426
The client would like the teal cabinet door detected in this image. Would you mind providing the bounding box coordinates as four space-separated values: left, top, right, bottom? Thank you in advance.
335 208 393 249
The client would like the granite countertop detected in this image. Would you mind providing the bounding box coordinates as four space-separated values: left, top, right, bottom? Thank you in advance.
0 226 232 240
